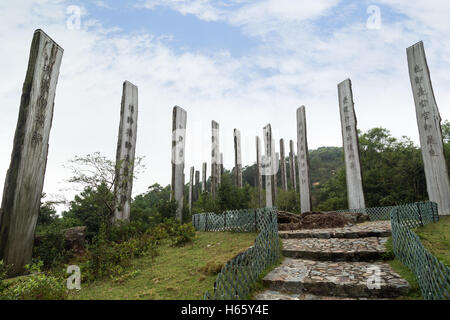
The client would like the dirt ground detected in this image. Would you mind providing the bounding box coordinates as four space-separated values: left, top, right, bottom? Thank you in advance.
277 211 369 231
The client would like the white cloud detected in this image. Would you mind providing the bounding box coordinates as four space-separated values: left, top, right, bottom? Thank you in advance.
1 0 450 211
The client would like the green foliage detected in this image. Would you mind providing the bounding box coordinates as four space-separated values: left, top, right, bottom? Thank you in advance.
33 227 71 269
81 224 158 281
62 183 113 240
160 219 196 247
217 173 252 211
275 189 301 213
0 261 68 300
131 183 172 225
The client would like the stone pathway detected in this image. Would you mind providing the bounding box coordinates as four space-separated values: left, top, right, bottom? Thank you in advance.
255 221 410 300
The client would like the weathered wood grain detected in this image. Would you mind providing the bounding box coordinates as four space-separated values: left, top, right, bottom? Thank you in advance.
280 139 288 191
289 140 297 192
407 41 450 215
113 81 138 222
211 121 220 199
296 106 312 213
256 136 263 207
0 30 63 276
202 162 207 193
171 106 187 221
338 79 365 210
234 129 243 188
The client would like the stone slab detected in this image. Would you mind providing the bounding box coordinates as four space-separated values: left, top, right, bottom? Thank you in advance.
262 258 410 298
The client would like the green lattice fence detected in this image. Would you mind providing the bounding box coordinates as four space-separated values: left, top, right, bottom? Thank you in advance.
390 202 449 300
338 201 448 300
192 208 280 300
335 206 395 221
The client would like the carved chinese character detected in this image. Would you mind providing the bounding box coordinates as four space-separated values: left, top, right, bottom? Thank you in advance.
422 111 430 120
417 87 427 97
427 135 436 145
414 64 423 73
419 100 428 108
343 96 349 104
127 116 134 125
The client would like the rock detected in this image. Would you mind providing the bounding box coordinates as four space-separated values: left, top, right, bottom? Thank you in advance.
62 226 87 255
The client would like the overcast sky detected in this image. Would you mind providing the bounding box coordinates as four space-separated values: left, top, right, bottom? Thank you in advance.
1 0 449 210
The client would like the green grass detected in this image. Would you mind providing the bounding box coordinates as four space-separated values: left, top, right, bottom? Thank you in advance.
383 216 450 300
414 216 450 266
383 237 422 300
69 231 257 300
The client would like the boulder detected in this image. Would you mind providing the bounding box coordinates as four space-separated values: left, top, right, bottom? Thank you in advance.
62 226 87 255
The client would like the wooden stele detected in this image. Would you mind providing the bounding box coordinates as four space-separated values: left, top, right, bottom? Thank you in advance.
220 153 224 177
171 106 187 222
211 121 220 199
289 140 297 191
256 136 263 207
188 166 194 214
280 139 288 191
113 81 138 222
234 129 243 188
407 41 450 215
194 170 200 201
263 124 274 207
296 106 312 213
0 30 63 276
202 162 207 192
338 79 365 210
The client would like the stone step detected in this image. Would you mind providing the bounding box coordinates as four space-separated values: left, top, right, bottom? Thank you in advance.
282 237 388 262
254 290 358 300
262 258 410 299
279 221 391 239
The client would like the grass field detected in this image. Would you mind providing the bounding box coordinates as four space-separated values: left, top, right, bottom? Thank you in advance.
415 216 450 266
69 231 257 300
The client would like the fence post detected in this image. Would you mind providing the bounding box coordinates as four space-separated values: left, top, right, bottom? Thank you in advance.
205 213 208 231
254 209 258 232
416 203 423 227
224 211 227 231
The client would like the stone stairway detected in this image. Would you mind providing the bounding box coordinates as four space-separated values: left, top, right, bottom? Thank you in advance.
255 221 411 300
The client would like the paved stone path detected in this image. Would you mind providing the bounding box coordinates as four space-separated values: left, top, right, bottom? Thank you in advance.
279 221 391 239
255 221 410 300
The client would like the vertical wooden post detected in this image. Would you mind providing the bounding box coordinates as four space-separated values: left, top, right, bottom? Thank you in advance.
234 129 243 188
189 166 194 214
194 170 200 201
289 140 297 192
211 121 220 199
279 139 288 191
296 106 312 213
272 142 278 203
113 81 138 222
202 162 207 193
0 30 63 276
338 79 365 210
407 41 450 216
256 136 263 207
263 124 274 207
171 106 187 222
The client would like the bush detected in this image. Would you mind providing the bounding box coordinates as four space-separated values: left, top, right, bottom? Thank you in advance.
82 224 158 281
275 190 301 213
33 227 72 269
160 219 196 247
0 261 68 300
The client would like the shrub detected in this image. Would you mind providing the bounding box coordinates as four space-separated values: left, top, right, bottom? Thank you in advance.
33 227 72 269
81 224 158 281
161 219 196 247
0 261 68 300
